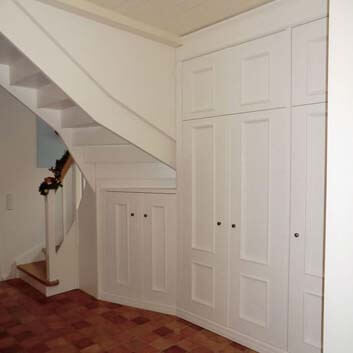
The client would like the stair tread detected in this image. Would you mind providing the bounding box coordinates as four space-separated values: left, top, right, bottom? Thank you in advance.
17 261 59 287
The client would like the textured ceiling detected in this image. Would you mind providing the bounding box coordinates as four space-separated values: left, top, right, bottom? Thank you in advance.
85 0 274 35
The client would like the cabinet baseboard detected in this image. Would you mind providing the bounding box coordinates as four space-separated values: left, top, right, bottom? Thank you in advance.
176 309 288 353
99 291 177 316
98 291 288 353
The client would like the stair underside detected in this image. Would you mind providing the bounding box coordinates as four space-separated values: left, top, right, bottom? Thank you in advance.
17 261 59 287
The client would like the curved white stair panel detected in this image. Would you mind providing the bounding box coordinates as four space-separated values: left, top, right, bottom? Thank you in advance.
61 106 98 128
0 0 176 168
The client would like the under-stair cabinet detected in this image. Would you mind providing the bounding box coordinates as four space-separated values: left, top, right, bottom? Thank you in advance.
179 18 327 353
101 190 177 314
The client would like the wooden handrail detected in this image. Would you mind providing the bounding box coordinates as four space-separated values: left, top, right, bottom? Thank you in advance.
60 155 74 182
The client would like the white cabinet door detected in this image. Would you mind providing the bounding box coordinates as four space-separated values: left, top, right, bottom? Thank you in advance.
102 192 142 300
292 18 328 106
182 31 290 121
142 193 177 309
229 109 290 350
288 104 326 353
231 30 290 114
180 117 229 326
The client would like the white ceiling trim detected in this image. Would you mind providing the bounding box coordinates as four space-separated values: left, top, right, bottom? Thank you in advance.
36 0 183 47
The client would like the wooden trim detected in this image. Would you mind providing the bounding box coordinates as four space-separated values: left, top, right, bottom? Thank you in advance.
17 261 59 287
60 155 74 182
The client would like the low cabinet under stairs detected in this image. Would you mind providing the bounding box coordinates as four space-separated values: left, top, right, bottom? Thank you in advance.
100 190 177 314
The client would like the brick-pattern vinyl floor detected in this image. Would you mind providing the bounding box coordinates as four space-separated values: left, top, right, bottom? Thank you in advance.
0 279 257 353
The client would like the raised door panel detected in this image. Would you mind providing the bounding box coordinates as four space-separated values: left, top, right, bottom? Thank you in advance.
229 109 290 349
288 104 326 353
182 51 235 120
180 117 228 325
292 18 328 105
142 193 177 309
232 30 290 113
102 192 142 300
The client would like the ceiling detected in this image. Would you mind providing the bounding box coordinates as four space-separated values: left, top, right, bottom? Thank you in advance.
85 0 274 36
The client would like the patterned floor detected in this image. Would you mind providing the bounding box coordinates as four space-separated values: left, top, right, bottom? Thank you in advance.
0 279 257 353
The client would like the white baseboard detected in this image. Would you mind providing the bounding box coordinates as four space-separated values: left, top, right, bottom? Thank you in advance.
176 309 288 353
99 291 177 316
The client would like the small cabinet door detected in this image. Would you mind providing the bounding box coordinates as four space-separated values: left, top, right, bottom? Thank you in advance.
228 109 290 350
292 18 328 106
102 192 142 300
142 193 177 309
182 31 290 121
180 117 229 326
231 30 290 114
288 104 326 353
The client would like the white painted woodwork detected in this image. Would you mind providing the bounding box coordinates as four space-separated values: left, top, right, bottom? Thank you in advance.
0 35 20 65
61 106 97 128
85 0 273 36
72 126 129 146
142 193 177 307
83 145 156 164
103 192 142 300
10 56 50 88
182 31 290 120
229 109 290 350
289 104 326 353
102 191 177 311
292 18 328 106
37 83 75 110
0 0 177 168
181 117 228 326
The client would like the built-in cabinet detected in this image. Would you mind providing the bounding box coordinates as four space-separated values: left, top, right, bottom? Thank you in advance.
182 30 290 120
180 18 327 353
288 104 326 353
101 191 176 313
100 15 328 353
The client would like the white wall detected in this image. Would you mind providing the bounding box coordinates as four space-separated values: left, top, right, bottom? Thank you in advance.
78 184 98 297
0 87 48 279
324 0 353 352
18 0 176 139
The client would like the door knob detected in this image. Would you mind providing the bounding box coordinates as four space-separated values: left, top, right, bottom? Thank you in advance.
144 214 148 218
294 233 300 238
130 213 135 217
217 222 222 226
232 224 236 229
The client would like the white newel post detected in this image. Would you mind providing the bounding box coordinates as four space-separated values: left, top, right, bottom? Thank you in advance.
45 190 56 282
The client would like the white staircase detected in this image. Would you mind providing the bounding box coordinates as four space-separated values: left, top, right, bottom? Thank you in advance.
0 32 171 189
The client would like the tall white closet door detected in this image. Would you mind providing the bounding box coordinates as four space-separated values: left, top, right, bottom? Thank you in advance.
142 193 177 309
180 117 229 326
229 109 290 349
289 104 326 353
102 192 142 300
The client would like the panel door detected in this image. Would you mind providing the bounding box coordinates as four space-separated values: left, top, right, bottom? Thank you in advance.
142 193 177 308
288 104 326 353
231 30 290 114
182 51 236 120
292 18 328 106
102 192 142 300
180 117 229 326
229 109 290 349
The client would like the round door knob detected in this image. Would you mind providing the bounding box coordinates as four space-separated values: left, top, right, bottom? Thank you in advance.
217 222 222 226
294 233 300 238
232 224 236 229
130 213 135 217
144 214 148 218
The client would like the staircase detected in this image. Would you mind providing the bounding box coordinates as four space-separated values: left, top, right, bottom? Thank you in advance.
0 0 176 297
0 0 176 191
17 155 83 296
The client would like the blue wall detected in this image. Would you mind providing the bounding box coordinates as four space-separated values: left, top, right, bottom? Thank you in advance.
37 118 66 168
